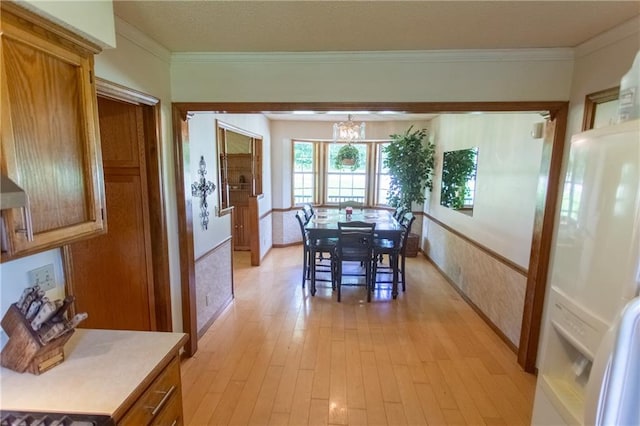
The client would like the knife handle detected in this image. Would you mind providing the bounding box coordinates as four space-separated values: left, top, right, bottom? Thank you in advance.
16 286 35 310
25 298 44 320
49 295 75 323
31 300 57 330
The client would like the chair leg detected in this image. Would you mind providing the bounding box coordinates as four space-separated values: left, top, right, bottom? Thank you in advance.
336 262 342 302
366 261 372 303
401 254 406 292
302 248 308 288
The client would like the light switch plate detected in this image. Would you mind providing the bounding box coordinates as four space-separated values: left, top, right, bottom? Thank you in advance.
29 264 56 291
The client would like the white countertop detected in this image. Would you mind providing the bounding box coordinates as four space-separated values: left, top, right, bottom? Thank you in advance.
0 328 186 415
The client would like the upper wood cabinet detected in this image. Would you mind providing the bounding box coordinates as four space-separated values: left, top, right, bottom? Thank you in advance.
1 3 105 261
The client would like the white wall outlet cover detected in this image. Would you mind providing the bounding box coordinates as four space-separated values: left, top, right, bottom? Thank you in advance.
28 264 56 291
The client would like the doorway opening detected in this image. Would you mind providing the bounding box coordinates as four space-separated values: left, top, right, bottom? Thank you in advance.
172 101 568 374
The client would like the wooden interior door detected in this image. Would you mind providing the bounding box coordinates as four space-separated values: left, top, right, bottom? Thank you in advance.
65 96 156 331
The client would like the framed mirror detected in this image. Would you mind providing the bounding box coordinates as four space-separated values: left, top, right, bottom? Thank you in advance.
216 121 263 216
440 147 478 216
582 86 620 130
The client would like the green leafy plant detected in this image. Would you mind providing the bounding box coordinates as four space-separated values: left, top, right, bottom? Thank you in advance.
383 126 435 210
334 143 361 171
440 148 477 209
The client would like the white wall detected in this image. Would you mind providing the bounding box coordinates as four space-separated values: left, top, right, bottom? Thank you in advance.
21 0 116 48
188 113 273 258
171 50 574 102
0 250 66 347
428 113 544 268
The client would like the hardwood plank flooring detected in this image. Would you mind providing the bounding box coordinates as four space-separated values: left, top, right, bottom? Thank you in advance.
181 246 535 425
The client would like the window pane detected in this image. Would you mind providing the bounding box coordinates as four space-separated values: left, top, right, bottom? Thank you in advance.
293 142 315 205
375 143 391 206
324 143 369 204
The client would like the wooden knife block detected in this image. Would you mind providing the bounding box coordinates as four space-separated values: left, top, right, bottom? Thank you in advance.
1 304 73 374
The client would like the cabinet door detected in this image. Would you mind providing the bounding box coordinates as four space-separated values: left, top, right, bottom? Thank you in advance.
233 206 251 250
0 5 104 260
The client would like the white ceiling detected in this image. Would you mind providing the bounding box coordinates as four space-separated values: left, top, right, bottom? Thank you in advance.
113 1 640 53
113 1 639 121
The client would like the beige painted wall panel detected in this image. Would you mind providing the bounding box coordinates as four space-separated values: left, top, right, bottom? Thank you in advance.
171 53 573 102
429 113 543 268
22 0 116 48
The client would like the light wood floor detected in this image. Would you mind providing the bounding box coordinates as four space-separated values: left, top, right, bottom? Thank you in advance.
180 246 535 425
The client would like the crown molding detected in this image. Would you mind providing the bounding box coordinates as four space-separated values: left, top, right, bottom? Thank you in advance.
171 48 574 65
575 16 640 58
115 16 171 63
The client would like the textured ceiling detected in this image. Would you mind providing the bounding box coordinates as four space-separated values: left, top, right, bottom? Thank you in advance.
113 1 640 53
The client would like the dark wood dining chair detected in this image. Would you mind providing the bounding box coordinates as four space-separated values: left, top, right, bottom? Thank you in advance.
334 221 376 302
302 203 314 223
372 228 404 297
392 206 408 221
294 211 335 293
397 212 416 291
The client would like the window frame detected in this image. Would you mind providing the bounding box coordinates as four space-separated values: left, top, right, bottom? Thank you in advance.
291 139 391 207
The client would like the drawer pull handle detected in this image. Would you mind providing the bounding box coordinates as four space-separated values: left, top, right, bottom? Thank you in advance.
146 385 176 417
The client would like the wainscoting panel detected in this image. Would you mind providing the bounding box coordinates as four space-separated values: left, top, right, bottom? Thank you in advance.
272 209 301 246
195 238 233 335
424 218 526 347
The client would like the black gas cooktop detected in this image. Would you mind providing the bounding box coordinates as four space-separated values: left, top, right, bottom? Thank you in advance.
0 411 113 426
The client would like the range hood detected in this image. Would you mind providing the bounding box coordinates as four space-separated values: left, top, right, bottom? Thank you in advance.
1 175 28 209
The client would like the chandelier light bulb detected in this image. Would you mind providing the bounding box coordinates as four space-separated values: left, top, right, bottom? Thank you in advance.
333 114 365 142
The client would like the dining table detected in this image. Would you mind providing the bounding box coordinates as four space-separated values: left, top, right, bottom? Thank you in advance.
304 208 404 299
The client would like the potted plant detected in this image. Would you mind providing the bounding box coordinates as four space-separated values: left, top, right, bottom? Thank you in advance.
334 143 361 171
383 126 435 210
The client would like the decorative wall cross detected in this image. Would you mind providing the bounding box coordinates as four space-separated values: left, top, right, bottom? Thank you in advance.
191 155 216 230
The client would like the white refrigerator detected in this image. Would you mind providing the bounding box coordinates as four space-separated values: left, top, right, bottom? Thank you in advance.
531 119 640 425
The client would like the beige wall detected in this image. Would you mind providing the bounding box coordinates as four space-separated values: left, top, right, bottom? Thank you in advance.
428 113 544 268
423 113 543 346
22 0 116 48
170 50 574 102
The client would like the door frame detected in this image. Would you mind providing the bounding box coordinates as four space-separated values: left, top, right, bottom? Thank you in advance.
172 101 567 371
63 79 173 331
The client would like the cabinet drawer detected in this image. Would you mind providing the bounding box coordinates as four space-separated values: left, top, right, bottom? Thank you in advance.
119 356 181 425
151 385 183 426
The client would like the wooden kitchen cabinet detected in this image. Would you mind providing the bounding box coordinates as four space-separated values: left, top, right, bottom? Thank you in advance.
0 329 187 425
233 205 252 250
118 355 183 426
0 3 105 261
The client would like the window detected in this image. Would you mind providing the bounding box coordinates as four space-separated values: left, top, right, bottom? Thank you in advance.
375 143 391 205
292 141 315 205
326 143 367 204
292 140 391 206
